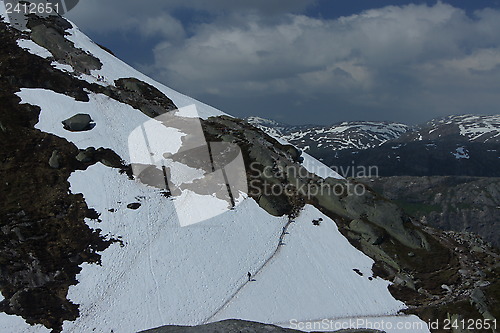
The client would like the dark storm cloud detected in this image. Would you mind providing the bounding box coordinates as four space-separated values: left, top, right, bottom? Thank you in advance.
66 1 500 125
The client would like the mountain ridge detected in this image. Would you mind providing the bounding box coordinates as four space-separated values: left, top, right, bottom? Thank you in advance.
250 114 500 177
247 116 411 152
248 114 500 150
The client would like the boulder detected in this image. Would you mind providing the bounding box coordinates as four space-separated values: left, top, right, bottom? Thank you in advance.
62 114 94 132
49 150 62 169
127 203 141 210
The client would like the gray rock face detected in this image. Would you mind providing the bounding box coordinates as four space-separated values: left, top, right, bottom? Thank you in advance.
140 319 385 333
311 178 427 250
470 288 497 323
361 176 500 248
62 114 94 132
28 16 102 74
342 190 427 249
349 219 385 245
109 78 177 118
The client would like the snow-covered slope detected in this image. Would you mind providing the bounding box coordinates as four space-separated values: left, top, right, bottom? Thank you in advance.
211 205 404 323
247 117 410 152
0 8 430 333
64 165 287 331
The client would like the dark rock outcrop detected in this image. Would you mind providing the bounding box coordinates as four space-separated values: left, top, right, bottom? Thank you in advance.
62 113 94 131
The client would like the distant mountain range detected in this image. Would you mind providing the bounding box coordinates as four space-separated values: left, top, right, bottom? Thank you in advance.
247 116 410 151
248 114 500 177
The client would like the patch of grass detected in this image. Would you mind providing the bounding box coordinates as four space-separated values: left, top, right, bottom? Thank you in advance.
394 200 442 217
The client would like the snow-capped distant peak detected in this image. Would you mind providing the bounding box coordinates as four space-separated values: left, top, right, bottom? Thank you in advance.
249 117 410 152
409 114 500 143
247 116 285 127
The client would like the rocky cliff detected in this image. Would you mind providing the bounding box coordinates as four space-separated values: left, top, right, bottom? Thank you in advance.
361 176 500 248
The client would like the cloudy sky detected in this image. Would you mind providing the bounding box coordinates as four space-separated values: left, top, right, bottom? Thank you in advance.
66 0 500 125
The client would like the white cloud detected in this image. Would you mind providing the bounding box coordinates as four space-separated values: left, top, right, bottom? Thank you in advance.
139 14 186 41
151 4 498 85
442 48 500 72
